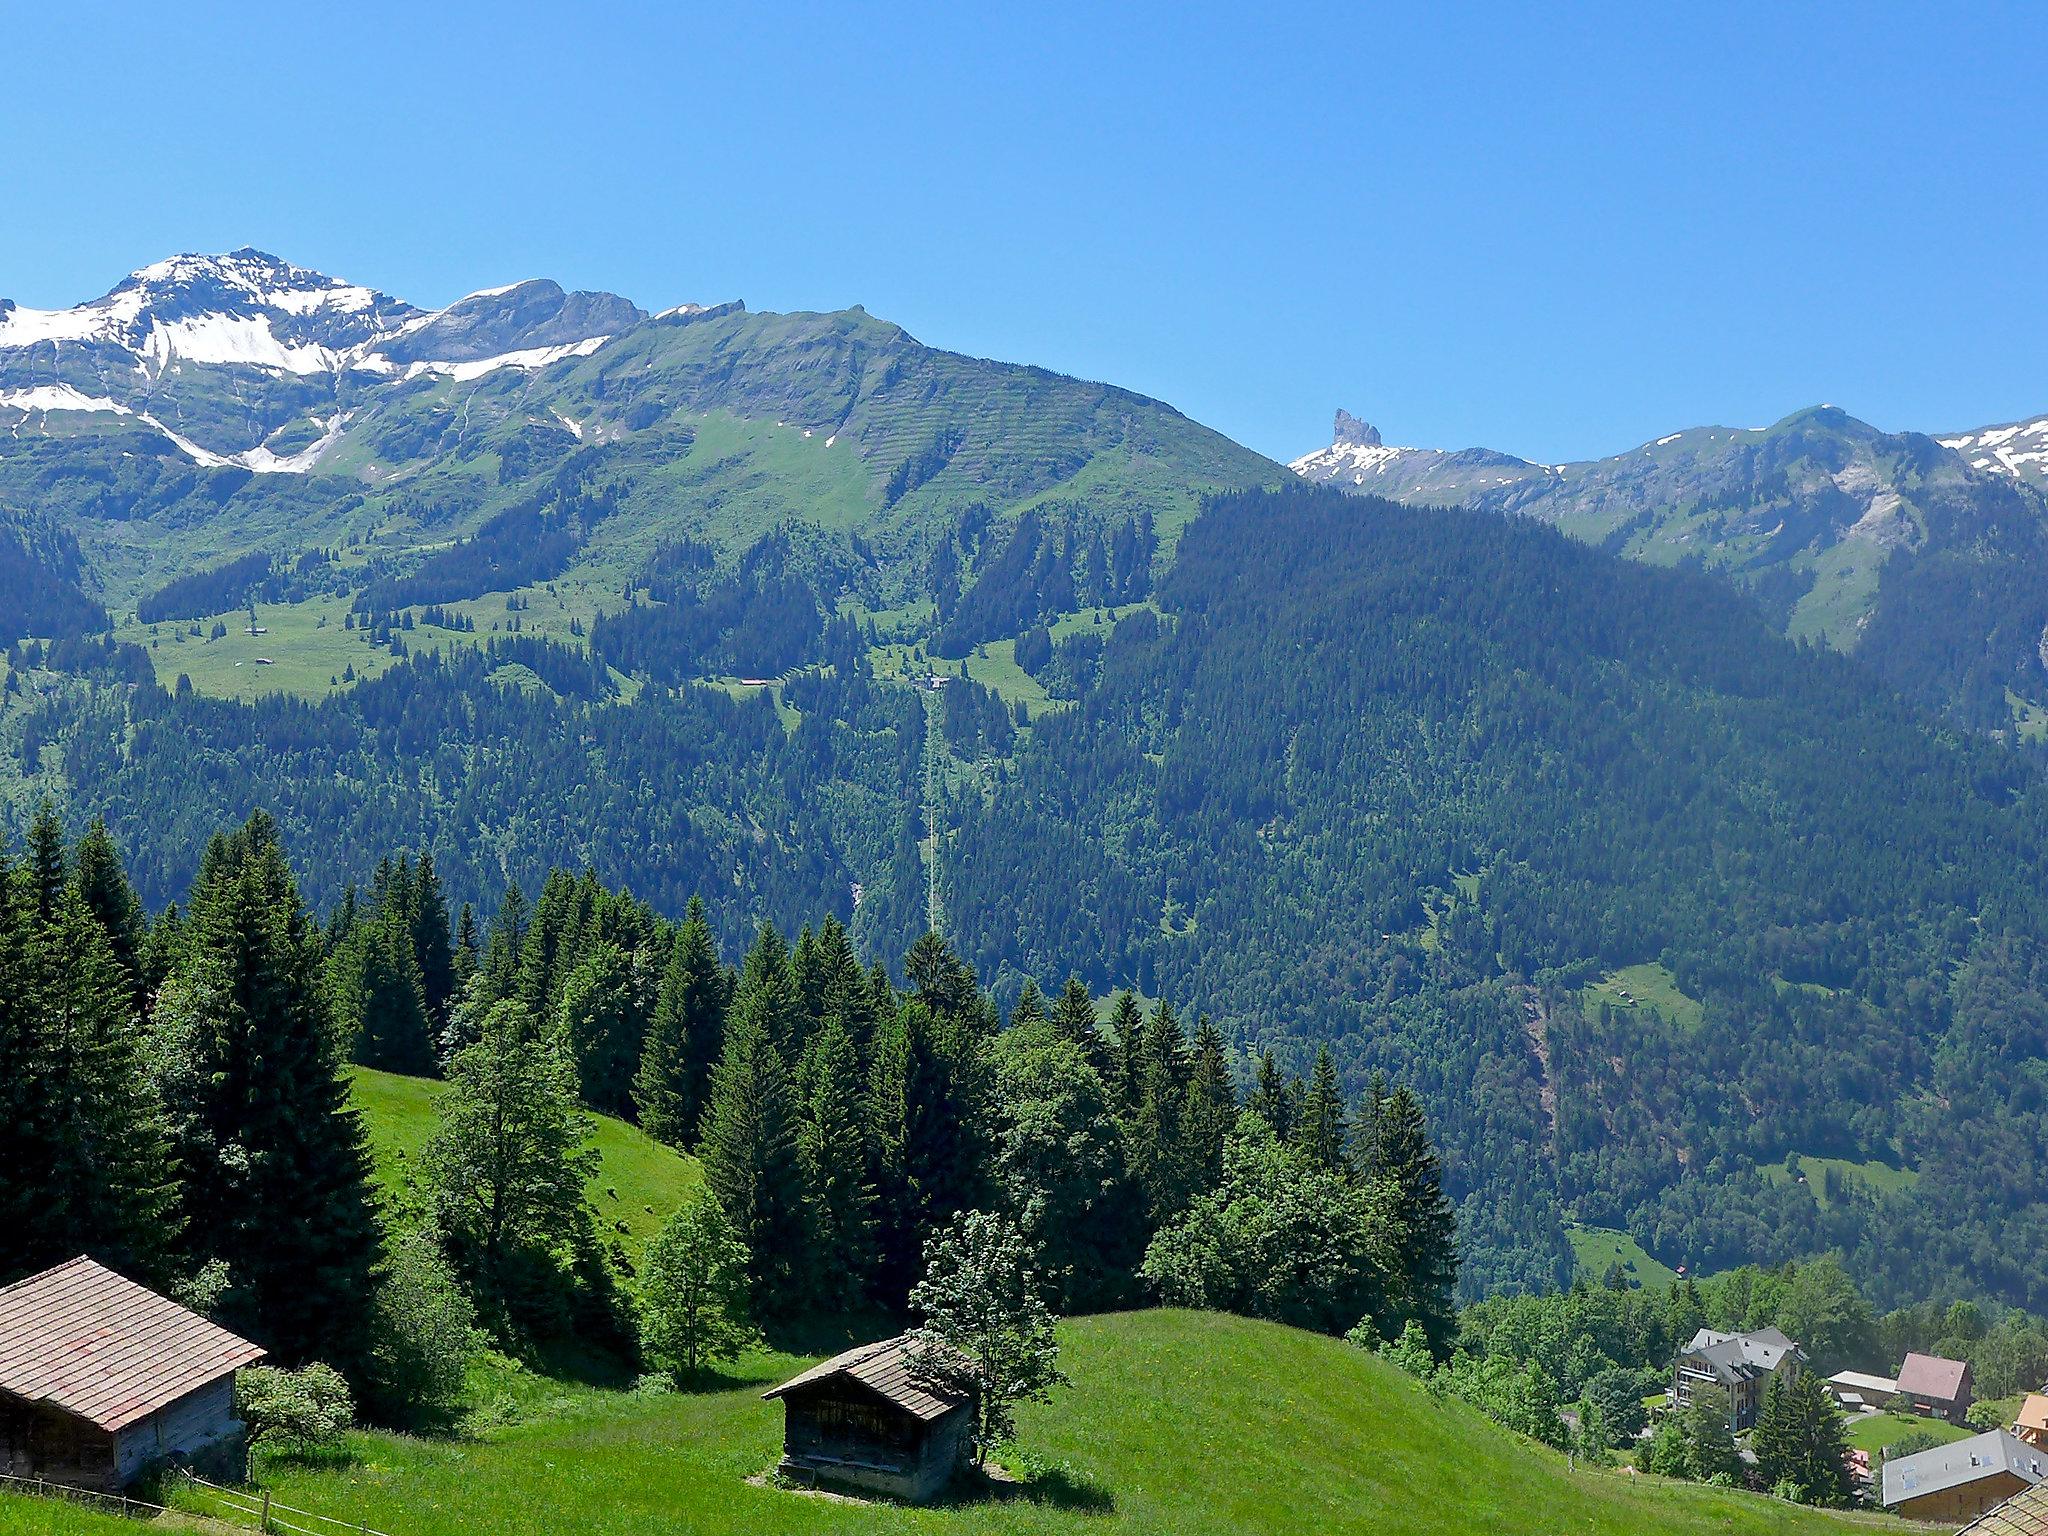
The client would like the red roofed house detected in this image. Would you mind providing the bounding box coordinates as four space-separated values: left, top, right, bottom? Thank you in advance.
763 1334 974 1502
0 1256 266 1492
1898 1352 1975 1426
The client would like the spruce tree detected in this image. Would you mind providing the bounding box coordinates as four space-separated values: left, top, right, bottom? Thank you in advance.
795 1018 876 1300
329 909 435 1075
634 897 726 1147
451 902 481 996
1181 1017 1236 1192
1294 1045 1348 1172
410 852 458 1030
1374 1085 1459 1357
26 799 66 924
735 922 804 1058
155 813 381 1372
40 890 179 1280
1106 990 1145 1115
555 939 646 1114
1247 1049 1292 1137
1049 976 1107 1072
0 855 55 1280
699 996 811 1316
1007 978 1047 1030
71 817 146 1003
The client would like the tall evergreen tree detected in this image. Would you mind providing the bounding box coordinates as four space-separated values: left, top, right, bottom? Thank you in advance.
328 908 435 1075
699 998 810 1316
795 1018 875 1301
154 813 381 1372
555 939 646 1115
26 799 66 924
634 897 726 1147
1106 990 1145 1116
410 852 458 1030
1182 1017 1236 1192
39 890 179 1280
1247 1048 1292 1137
71 817 145 1004
1007 978 1047 1030
735 922 804 1059
1049 976 1107 1072
0 855 55 1281
1294 1045 1348 1173
1373 1085 1459 1357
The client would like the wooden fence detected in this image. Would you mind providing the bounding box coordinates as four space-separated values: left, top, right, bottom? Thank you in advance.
0 1466 397 1536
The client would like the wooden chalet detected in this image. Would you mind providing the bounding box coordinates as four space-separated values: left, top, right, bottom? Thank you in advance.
0 1256 266 1492
764 1334 973 1502
1897 1351 1975 1425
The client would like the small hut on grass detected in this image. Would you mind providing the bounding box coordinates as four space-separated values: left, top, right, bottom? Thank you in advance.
0 1256 266 1492
764 1334 973 1502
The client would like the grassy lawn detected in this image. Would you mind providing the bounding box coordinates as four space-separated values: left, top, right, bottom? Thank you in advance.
1762 1155 1919 1211
1578 963 1704 1031
1842 1409 1973 1457
349 1067 700 1252
1567 1224 1679 1288
123 1311 1889 1536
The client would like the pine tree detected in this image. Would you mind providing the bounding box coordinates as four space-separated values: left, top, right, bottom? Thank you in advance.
1754 1367 1851 1504
795 1018 875 1300
1181 1017 1236 1192
410 852 458 1030
1007 978 1047 1030
26 799 66 924
0 855 56 1280
735 922 804 1058
71 817 145 1003
1374 1085 1459 1356
479 883 529 1006
39 890 179 1280
634 897 726 1147
329 908 435 1075
1294 1045 1348 1172
1049 976 1107 1072
1247 1049 1291 1137
699 998 810 1316
155 813 381 1372
1106 990 1145 1116
556 939 646 1115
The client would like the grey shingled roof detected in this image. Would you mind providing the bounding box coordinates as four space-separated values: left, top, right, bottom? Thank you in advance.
763 1334 970 1422
1681 1326 1803 1384
1897 1351 1971 1403
0 1256 266 1432
1884 1430 2047 1510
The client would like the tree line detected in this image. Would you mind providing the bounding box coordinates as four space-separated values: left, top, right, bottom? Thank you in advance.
0 807 1462 1424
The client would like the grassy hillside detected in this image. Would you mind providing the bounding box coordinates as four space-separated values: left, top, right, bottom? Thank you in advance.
4 1313 1874 1536
349 1066 700 1250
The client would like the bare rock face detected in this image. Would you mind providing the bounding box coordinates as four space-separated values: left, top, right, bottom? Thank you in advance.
1333 409 1382 448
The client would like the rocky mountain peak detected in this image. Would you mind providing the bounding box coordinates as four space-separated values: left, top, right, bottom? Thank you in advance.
1333 409 1381 448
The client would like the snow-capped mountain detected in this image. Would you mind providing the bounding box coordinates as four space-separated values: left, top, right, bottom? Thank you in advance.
1940 415 2048 490
0 251 650 470
1289 409 1560 503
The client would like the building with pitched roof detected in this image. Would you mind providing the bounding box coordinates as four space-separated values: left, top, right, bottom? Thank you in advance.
1883 1429 2047 1523
1670 1326 1805 1431
1897 1351 1975 1424
764 1334 974 1501
1960 1478 2048 1535
2016 1394 2048 1452
0 1256 266 1492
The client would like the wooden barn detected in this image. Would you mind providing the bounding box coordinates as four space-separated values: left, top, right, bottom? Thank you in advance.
0 1256 266 1492
764 1335 973 1502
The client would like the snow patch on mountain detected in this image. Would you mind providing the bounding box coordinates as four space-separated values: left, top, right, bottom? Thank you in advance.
0 384 132 415
393 334 612 382
1939 417 2048 483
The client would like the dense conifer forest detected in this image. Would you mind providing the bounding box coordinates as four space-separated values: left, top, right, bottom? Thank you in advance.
12 483 2048 1309
0 808 1460 1403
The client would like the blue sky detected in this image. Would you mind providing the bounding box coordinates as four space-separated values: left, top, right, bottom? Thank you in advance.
2 2 2041 463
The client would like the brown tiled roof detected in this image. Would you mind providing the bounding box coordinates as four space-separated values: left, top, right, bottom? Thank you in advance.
0 1256 266 1432
763 1334 970 1422
1898 1351 1971 1403
1960 1480 2048 1536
